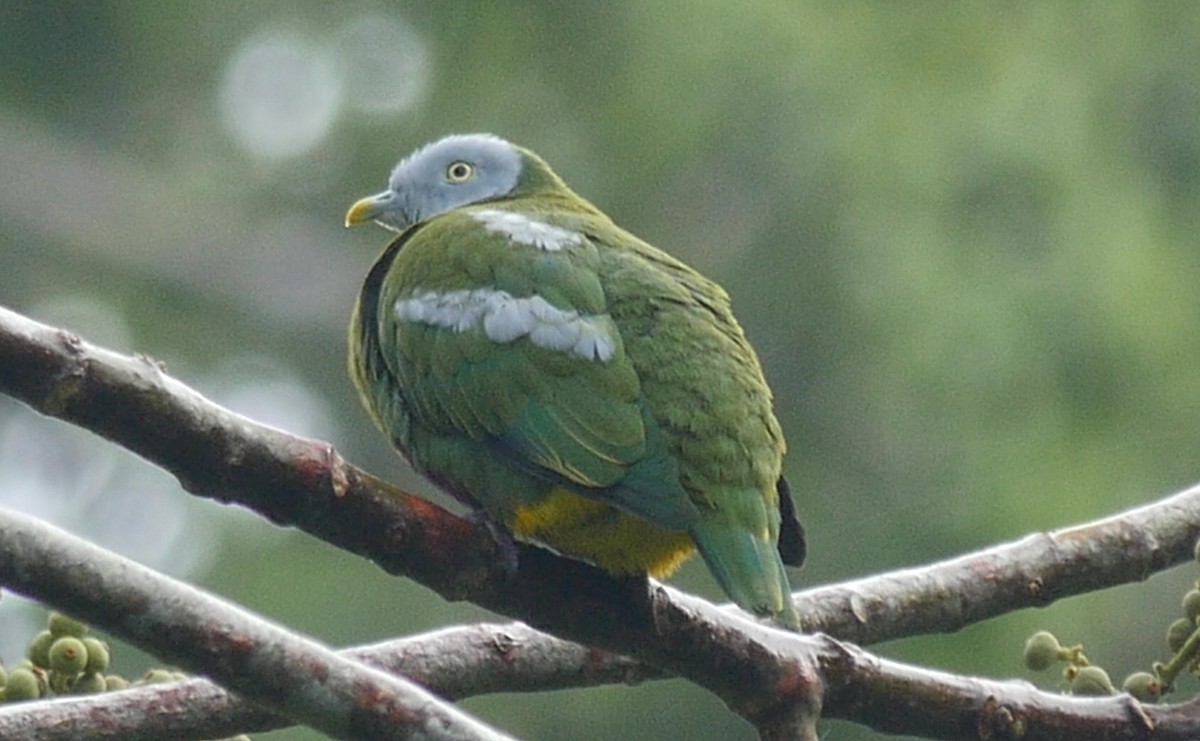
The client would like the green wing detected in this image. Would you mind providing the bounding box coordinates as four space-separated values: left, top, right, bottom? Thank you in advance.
374 209 699 529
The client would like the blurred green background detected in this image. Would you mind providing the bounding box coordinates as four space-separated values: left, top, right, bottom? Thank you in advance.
2 3 1199 739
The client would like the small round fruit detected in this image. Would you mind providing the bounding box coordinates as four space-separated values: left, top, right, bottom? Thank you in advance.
1071 666 1116 696
137 669 175 685
3 668 40 702
104 675 130 691
47 637 88 676
27 630 54 669
70 672 107 695
1167 618 1194 653
1122 672 1162 703
81 638 110 675
1184 590 1200 623
47 613 88 638
1023 631 1062 672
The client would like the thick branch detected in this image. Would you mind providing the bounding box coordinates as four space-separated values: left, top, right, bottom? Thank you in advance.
4 508 1200 741
0 509 512 741
0 303 827 727
5 303 1200 740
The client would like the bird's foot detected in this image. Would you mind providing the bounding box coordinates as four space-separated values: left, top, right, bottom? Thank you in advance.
466 510 521 575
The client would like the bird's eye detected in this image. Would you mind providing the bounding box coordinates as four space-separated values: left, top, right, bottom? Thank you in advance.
446 161 475 183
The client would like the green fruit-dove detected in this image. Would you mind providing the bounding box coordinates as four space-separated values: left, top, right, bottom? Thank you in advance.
345 134 805 626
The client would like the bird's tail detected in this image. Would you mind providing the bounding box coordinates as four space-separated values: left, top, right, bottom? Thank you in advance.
690 513 800 629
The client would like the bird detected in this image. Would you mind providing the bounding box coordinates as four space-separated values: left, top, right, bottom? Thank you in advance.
344 134 805 627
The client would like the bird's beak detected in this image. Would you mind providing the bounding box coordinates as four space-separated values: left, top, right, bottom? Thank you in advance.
344 191 395 228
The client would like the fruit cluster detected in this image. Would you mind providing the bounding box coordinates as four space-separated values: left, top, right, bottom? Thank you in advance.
0 611 249 740
1021 537 1200 703
1 611 124 701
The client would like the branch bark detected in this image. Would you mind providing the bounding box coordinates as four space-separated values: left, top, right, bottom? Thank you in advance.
794 486 1200 643
2 509 1200 741
3 303 1200 740
0 302 830 731
0 509 513 741
0 621 656 740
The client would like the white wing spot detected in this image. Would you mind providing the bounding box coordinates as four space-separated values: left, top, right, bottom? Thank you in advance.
471 208 584 251
395 288 615 362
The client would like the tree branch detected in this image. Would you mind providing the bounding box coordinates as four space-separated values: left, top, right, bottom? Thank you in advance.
3 508 1200 741
0 302 830 730
4 302 1200 739
817 636 1188 740
0 509 513 741
0 622 657 740
794 484 1200 643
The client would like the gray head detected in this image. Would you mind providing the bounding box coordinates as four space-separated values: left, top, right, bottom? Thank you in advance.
345 134 524 232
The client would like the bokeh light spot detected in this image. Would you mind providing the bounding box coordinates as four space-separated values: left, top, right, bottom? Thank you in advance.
334 13 432 115
219 32 342 160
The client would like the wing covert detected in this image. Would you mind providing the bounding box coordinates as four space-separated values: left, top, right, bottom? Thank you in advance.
375 211 649 491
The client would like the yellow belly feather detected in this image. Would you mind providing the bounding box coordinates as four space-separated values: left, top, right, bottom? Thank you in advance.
509 487 695 577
